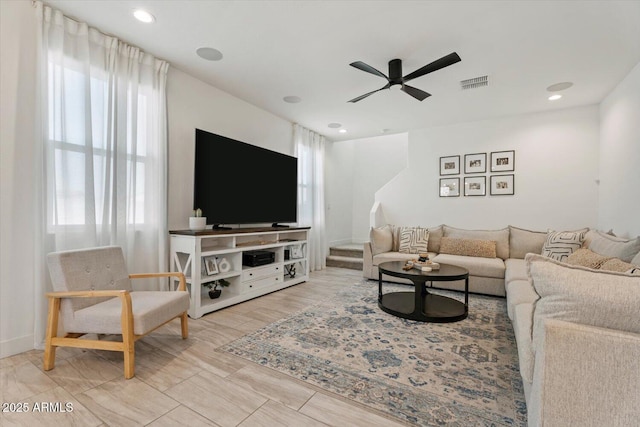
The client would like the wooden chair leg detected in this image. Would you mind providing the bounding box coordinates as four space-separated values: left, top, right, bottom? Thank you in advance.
180 312 188 339
120 293 135 379
43 298 60 371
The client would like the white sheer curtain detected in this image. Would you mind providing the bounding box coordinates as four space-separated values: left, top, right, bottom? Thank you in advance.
294 124 327 271
33 2 169 346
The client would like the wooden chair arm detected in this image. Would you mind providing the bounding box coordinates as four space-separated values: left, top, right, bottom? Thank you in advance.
129 272 186 291
46 290 128 299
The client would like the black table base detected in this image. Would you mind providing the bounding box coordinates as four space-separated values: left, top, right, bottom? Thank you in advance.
379 291 467 322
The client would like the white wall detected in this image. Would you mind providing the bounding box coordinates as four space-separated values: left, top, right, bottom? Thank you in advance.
598 62 640 238
0 0 39 358
166 68 294 231
325 133 408 246
375 106 601 231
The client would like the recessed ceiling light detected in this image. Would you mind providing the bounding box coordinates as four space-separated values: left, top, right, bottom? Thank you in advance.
283 96 301 103
196 47 223 61
133 9 155 23
548 94 562 101
328 123 342 128
546 82 573 92
338 129 347 134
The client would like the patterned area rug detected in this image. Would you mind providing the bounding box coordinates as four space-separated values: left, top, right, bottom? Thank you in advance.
221 281 527 426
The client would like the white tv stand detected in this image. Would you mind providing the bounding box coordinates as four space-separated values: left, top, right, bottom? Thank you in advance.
169 227 310 319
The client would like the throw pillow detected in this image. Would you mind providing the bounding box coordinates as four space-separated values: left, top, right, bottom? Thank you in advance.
588 231 640 263
509 225 547 259
566 248 612 269
398 227 429 254
439 237 497 258
525 253 640 351
541 228 588 262
600 258 640 275
369 225 393 256
426 224 444 253
443 225 510 259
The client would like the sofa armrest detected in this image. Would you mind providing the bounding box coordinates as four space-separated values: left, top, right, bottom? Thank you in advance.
529 319 640 427
363 242 374 278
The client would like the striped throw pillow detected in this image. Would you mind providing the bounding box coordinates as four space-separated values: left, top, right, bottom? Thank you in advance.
399 227 429 254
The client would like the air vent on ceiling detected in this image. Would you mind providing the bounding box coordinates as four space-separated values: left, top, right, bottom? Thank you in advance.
460 75 488 90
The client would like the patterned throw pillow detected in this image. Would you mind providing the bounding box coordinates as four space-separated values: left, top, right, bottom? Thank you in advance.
541 229 588 262
566 248 612 269
398 227 429 254
439 237 497 258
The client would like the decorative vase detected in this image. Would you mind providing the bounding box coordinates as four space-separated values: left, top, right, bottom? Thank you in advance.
189 216 207 231
208 289 221 299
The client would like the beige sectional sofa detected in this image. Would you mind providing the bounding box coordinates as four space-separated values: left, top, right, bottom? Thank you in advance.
364 224 640 426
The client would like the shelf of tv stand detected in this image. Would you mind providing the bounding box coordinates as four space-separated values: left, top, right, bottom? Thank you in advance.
169 226 310 318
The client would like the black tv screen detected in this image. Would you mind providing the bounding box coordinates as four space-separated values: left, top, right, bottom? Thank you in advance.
194 128 297 226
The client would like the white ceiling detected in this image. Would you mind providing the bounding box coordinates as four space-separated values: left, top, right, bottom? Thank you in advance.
44 0 640 142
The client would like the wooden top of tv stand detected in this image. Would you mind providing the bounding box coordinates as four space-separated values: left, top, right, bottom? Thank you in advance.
169 226 310 236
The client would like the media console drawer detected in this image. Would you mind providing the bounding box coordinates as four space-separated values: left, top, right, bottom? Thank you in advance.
242 264 281 281
242 274 283 293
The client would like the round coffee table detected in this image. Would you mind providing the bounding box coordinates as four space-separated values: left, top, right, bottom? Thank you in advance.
377 261 469 322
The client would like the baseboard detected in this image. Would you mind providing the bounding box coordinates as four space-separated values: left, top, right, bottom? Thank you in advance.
0 334 35 359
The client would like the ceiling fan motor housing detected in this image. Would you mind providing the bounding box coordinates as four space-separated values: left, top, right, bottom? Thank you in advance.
389 59 403 85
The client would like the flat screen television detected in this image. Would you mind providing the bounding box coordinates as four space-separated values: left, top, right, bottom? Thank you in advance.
194 128 297 227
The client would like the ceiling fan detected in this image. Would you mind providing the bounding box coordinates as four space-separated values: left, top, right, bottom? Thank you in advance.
348 52 461 103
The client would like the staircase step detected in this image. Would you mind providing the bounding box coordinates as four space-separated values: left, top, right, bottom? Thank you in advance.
326 255 363 271
329 245 363 258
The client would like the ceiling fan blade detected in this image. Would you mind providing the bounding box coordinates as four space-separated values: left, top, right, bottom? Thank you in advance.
401 85 431 101
403 52 461 83
348 83 391 103
349 61 389 81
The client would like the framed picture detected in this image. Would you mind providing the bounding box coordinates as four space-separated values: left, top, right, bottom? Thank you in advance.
440 155 460 176
439 178 460 197
490 174 515 195
464 176 486 196
490 150 515 172
464 153 486 174
204 256 219 275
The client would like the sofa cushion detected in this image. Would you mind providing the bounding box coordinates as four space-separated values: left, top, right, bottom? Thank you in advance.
369 225 394 256
566 248 612 269
398 226 429 254
443 225 510 260
632 251 640 267
526 253 640 354
600 258 640 275
541 228 588 262
505 258 528 284
588 231 640 263
373 252 437 266
506 279 539 320
432 253 505 278
509 225 547 259
439 237 497 258
512 302 535 384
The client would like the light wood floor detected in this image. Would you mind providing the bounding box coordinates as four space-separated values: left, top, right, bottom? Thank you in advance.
0 267 412 427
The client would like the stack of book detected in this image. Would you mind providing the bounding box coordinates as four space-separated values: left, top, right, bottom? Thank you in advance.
407 260 440 272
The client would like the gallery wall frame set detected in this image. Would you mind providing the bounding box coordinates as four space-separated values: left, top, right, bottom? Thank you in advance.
440 150 515 197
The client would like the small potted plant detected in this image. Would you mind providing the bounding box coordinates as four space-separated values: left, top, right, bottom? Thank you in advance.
203 278 230 299
189 208 206 231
